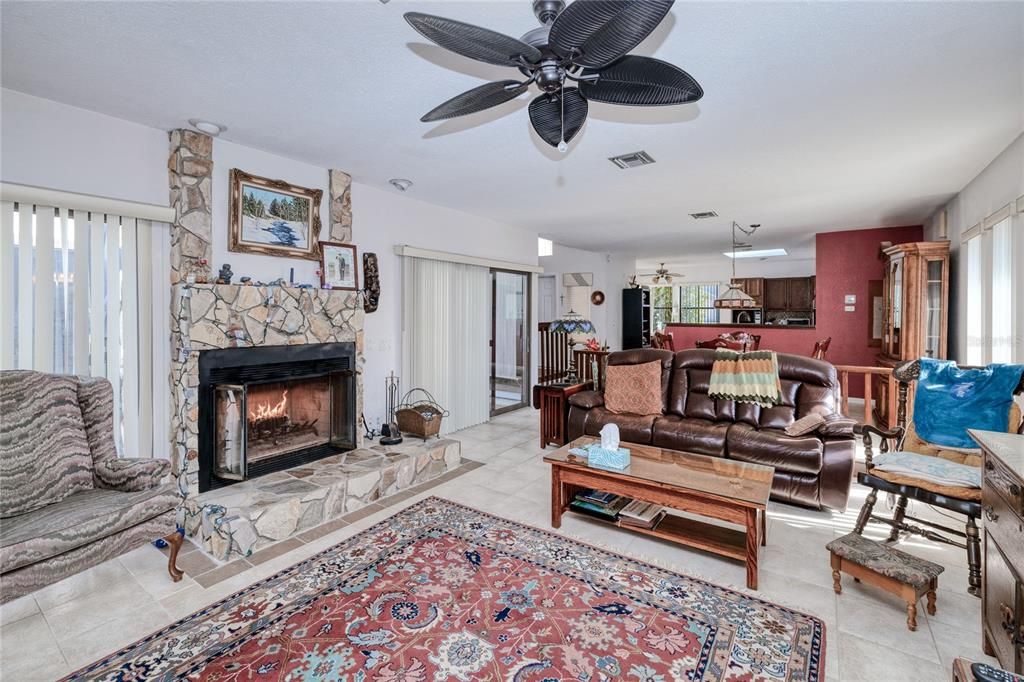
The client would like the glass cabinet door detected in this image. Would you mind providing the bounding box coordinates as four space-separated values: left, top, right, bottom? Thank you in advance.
887 260 903 357
922 258 944 358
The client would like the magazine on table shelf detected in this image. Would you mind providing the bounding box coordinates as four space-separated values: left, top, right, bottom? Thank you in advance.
570 490 665 529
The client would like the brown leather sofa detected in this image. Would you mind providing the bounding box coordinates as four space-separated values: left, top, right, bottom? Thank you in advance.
567 349 856 510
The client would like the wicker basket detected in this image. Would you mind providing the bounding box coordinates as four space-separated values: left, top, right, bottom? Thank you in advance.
395 389 449 440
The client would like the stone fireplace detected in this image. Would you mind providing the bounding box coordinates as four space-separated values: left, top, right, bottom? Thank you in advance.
169 283 365 499
165 130 460 561
198 343 357 492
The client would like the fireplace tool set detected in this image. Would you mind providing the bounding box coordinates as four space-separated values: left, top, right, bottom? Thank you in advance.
380 372 404 445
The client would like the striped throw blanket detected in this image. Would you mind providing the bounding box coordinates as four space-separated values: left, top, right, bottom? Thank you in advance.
708 349 783 407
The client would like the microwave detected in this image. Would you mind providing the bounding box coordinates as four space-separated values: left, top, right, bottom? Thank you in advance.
733 309 762 325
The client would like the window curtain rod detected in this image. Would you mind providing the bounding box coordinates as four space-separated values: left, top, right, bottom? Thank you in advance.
394 244 542 274
0 182 175 222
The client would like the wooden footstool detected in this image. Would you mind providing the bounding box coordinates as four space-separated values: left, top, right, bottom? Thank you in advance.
826 532 943 631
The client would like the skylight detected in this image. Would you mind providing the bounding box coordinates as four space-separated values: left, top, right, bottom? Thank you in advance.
724 248 788 259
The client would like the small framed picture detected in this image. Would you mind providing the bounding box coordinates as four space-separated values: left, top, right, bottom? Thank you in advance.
319 242 359 290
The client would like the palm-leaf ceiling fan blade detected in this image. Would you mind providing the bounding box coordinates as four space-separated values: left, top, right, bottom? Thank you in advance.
421 80 528 122
404 12 542 68
581 55 702 105
548 0 674 69
528 88 588 147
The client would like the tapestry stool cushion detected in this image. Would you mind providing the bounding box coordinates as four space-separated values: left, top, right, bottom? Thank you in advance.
826 532 943 588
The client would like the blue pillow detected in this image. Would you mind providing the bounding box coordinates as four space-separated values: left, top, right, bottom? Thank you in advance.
913 358 1024 449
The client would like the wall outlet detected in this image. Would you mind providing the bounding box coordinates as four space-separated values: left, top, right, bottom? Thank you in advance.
844 305 856 312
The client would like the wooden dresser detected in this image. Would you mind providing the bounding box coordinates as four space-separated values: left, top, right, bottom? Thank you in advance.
971 429 1024 674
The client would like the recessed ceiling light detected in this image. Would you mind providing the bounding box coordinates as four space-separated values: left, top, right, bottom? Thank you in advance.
188 119 227 136
389 178 413 192
724 248 789 259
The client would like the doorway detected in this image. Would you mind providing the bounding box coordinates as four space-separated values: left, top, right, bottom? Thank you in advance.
491 269 530 415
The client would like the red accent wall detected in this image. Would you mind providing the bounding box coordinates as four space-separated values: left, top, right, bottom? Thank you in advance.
814 225 922 396
667 225 924 399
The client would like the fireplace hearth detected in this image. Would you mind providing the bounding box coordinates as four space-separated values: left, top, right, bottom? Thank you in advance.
198 343 356 492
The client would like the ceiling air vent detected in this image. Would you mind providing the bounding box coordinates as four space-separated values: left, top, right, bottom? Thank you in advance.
609 150 655 169
689 211 718 219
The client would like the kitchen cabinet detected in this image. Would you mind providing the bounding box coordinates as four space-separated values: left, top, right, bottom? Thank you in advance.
764 277 815 312
730 278 765 307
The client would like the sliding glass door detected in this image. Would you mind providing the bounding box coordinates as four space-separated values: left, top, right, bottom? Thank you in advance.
491 269 530 415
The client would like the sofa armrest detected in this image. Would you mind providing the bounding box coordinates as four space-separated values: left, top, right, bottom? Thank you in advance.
94 458 170 492
568 390 604 410
816 414 856 438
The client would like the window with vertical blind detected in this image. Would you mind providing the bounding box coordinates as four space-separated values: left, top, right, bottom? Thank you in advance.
678 283 722 324
961 198 1023 365
0 195 171 458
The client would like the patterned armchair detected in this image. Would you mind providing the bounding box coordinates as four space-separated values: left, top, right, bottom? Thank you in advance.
0 371 183 603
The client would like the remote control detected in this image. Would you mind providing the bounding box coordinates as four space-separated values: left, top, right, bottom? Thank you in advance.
971 662 1023 682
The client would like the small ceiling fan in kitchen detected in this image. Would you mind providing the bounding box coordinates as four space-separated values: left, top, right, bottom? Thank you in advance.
404 0 703 151
636 263 683 285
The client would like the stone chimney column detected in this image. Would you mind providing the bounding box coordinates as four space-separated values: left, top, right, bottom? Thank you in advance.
328 169 352 242
169 129 213 283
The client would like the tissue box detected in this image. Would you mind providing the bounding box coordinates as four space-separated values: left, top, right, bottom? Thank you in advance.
583 445 631 470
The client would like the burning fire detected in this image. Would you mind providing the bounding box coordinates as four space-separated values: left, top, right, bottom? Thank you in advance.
250 390 288 421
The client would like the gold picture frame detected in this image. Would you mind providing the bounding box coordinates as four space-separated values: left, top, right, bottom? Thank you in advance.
228 169 323 260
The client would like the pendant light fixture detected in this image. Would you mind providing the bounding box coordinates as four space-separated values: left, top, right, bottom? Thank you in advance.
713 222 760 309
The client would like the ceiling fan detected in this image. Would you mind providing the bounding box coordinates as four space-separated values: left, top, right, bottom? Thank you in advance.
404 0 703 151
637 263 683 285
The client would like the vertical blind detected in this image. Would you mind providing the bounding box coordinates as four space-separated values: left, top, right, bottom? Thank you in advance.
961 198 1023 365
402 256 491 434
0 200 170 458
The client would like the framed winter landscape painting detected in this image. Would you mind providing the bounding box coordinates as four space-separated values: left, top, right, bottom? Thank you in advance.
228 169 323 260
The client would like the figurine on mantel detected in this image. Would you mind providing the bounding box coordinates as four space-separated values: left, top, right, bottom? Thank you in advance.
240 277 252 285
217 263 233 285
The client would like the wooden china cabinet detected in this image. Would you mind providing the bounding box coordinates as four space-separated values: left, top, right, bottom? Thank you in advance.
873 241 950 427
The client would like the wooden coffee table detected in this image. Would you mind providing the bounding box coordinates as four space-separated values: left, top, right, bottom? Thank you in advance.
545 436 774 589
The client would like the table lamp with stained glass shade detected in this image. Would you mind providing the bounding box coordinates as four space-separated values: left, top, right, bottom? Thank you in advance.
548 309 595 383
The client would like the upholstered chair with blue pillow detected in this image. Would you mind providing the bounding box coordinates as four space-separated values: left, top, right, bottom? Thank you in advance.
853 358 1024 596
0 370 184 604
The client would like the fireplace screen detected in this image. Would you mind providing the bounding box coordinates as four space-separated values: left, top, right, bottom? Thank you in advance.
213 373 350 481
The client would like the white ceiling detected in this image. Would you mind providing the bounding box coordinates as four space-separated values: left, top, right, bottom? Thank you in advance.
2 0 1022 263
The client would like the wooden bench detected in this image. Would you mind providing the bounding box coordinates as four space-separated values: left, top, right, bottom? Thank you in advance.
827 532 943 631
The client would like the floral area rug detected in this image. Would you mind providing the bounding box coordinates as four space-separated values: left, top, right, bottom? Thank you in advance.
66 498 824 681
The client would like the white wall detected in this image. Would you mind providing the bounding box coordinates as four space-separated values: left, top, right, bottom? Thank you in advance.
1 89 168 206
1 88 540 422
925 134 1024 360
539 243 635 351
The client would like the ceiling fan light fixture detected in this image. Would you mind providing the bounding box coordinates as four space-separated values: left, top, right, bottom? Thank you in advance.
405 1 701 152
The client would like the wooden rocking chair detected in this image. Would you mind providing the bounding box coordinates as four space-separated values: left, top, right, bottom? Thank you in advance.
853 359 1024 596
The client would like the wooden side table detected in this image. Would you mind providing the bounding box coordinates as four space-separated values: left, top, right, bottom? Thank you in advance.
533 381 592 449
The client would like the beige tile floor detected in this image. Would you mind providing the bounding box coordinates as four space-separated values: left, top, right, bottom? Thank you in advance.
0 406 998 681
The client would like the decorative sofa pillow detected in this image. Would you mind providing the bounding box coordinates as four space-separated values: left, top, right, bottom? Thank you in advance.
604 361 663 415
872 451 981 489
784 413 826 437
